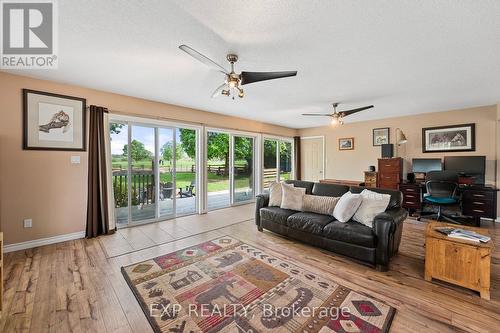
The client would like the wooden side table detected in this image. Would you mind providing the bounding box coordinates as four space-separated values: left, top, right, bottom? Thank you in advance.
425 221 493 299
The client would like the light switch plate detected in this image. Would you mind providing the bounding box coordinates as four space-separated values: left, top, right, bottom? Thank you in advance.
71 156 81 164
24 219 32 228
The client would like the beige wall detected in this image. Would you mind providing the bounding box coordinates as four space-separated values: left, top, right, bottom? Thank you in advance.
0 72 297 245
299 106 497 186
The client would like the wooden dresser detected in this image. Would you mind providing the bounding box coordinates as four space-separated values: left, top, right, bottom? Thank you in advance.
364 171 378 188
378 158 403 190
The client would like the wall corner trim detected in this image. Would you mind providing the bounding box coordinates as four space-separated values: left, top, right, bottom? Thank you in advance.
3 231 86 253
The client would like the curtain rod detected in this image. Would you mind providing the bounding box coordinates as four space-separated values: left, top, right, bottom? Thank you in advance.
86 106 296 138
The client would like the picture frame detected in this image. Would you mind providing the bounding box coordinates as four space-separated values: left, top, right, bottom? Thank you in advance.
422 123 475 153
23 89 87 151
373 127 390 146
338 137 354 150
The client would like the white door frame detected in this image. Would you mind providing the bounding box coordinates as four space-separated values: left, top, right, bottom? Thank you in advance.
300 136 326 180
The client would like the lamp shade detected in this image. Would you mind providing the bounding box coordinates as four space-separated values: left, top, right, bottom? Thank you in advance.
396 128 407 145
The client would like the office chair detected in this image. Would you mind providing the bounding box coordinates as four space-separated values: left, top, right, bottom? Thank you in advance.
419 170 460 223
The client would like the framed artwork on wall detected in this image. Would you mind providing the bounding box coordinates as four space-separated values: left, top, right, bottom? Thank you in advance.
23 89 87 151
339 137 354 150
373 127 390 146
422 123 475 153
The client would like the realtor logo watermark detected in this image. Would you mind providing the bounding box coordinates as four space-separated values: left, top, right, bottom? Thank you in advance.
1 0 58 68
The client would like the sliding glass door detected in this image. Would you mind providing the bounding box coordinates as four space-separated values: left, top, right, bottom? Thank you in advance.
233 136 254 203
263 137 294 188
206 130 256 211
110 120 198 227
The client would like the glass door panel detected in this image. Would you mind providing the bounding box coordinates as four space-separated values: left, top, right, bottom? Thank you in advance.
110 123 129 226
159 128 175 218
263 139 278 188
176 128 197 216
279 141 293 181
233 136 254 203
130 125 156 222
207 131 230 210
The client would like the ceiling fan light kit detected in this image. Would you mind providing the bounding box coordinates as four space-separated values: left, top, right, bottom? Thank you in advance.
179 44 297 99
302 102 374 126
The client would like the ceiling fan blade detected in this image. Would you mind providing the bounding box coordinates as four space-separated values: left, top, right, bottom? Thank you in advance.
302 113 333 116
211 83 228 98
240 71 297 85
341 105 374 116
179 45 228 74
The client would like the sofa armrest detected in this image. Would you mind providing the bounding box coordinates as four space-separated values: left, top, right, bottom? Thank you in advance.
373 207 407 269
255 193 270 229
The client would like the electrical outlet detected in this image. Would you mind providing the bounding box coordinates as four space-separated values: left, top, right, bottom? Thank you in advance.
23 218 32 228
71 156 81 164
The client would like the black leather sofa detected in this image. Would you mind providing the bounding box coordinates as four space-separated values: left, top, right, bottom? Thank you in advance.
255 180 407 271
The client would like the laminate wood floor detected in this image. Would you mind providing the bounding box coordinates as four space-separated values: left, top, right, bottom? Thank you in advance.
1 207 498 332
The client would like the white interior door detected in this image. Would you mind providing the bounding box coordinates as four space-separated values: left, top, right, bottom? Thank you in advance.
301 137 324 181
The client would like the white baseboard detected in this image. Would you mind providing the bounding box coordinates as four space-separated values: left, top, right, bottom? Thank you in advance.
496 217 500 223
3 231 86 253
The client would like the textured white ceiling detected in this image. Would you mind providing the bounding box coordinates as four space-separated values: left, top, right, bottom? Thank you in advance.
5 0 500 128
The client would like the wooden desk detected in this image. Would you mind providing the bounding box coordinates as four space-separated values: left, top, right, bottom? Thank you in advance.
425 221 493 299
319 179 363 187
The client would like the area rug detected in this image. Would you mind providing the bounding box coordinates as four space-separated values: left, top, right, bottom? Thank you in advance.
122 236 395 333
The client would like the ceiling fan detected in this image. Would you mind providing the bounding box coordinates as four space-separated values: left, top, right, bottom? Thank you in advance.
302 103 374 125
179 44 297 99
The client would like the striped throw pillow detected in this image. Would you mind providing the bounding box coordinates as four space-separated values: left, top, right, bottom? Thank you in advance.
302 195 339 215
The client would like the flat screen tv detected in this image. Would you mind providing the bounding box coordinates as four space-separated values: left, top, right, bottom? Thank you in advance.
444 156 486 184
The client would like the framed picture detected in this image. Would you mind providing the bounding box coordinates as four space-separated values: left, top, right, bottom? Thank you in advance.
339 137 354 150
23 89 87 151
373 127 390 146
422 123 475 153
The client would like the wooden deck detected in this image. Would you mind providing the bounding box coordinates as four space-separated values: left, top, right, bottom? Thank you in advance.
0 209 498 332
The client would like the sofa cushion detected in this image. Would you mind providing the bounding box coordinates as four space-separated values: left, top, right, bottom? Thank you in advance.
303 194 339 215
333 192 363 223
312 183 350 197
353 189 391 227
322 220 376 248
350 186 402 210
281 184 306 211
269 181 292 207
284 180 314 194
287 212 335 235
260 207 297 225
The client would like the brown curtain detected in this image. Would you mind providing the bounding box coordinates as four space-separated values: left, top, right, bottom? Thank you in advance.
294 136 301 180
86 105 113 237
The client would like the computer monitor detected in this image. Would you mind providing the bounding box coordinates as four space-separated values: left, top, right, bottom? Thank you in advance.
444 156 486 184
412 158 442 173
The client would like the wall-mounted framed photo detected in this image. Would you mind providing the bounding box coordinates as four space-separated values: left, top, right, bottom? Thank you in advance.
339 137 354 151
23 89 87 151
422 123 475 153
373 127 390 146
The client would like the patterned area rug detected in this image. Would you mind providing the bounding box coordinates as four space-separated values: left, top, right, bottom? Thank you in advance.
122 236 395 333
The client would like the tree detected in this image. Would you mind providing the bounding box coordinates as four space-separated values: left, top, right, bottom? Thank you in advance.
179 129 196 159
123 140 152 161
161 141 181 162
110 123 124 135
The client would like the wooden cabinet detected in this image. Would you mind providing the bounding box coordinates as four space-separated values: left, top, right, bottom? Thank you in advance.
425 222 493 299
364 171 377 188
399 182 421 210
462 189 497 220
378 158 403 190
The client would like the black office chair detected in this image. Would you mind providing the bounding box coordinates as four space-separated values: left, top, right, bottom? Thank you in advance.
419 171 460 223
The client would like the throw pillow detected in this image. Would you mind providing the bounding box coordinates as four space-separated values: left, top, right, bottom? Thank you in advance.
269 182 293 206
280 183 306 211
353 189 391 227
333 192 363 223
303 195 339 215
